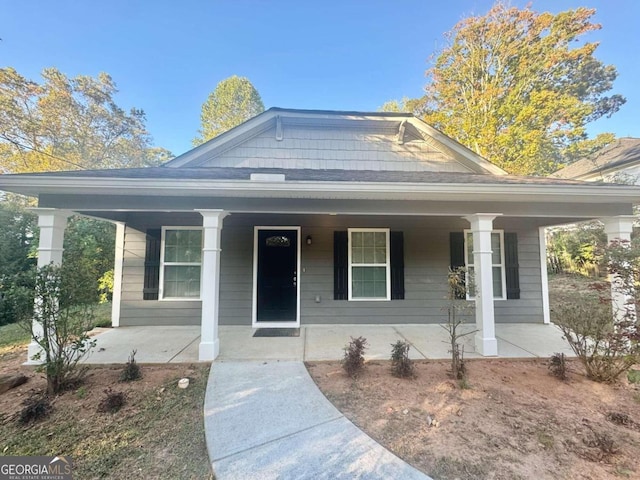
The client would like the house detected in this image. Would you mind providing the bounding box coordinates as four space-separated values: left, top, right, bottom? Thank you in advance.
550 137 640 184
0 108 638 362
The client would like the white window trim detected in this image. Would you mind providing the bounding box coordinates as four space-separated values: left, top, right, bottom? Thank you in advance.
348 228 391 301
463 229 507 301
159 226 203 301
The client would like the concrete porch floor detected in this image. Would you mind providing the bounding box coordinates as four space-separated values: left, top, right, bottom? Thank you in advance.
85 323 574 364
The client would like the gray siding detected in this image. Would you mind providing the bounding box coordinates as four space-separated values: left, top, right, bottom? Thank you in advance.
118 213 544 327
218 214 544 326
119 215 202 326
200 124 474 173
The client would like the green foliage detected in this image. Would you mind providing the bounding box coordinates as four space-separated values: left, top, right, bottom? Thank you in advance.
62 216 116 306
628 369 640 384
0 67 171 173
403 3 624 175
547 222 607 277
390 340 415 378
194 75 264 145
26 264 97 395
0 202 37 326
553 241 640 383
342 336 368 378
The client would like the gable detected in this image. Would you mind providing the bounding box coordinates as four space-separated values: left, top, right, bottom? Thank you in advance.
165 108 507 175
196 122 472 173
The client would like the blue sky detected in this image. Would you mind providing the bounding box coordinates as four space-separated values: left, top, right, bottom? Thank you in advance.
1 0 639 156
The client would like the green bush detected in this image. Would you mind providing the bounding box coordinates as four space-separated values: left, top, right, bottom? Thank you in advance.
26 263 97 394
553 239 640 384
342 336 368 378
390 340 415 378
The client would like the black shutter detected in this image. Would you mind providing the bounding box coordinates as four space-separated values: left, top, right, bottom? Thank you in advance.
333 231 348 300
504 232 520 300
450 232 466 299
143 228 162 300
390 231 405 300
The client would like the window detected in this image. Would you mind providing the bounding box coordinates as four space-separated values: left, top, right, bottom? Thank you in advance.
348 228 390 300
464 230 506 300
160 228 203 299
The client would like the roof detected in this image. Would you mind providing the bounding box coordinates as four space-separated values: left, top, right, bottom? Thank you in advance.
550 137 640 180
4 165 592 186
162 107 509 176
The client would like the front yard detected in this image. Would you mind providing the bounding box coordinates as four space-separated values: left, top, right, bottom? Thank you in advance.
0 330 212 479
1 273 639 479
306 273 640 479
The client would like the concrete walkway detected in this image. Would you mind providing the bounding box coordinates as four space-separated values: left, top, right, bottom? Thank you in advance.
205 361 431 480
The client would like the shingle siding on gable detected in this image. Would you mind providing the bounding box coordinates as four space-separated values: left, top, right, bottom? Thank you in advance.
198 125 473 173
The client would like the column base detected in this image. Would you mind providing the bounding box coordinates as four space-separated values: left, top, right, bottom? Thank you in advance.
199 339 220 361
475 334 498 356
25 341 45 365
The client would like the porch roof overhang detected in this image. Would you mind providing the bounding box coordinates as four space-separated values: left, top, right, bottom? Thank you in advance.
1 167 640 206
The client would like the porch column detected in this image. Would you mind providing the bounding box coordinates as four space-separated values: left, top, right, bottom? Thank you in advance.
110 222 125 328
601 215 636 325
27 208 70 363
464 213 501 356
197 209 228 361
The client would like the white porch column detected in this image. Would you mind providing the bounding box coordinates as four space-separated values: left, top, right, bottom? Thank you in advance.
197 209 228 361
601 215 636 325
28 208 70 362
110 222 125 328
464 213 501 356
539 227 551 324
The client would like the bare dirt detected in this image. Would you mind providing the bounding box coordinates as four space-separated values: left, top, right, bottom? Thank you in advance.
307 359 640 480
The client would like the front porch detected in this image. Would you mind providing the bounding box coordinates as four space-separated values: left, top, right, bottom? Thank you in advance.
85 323 575 364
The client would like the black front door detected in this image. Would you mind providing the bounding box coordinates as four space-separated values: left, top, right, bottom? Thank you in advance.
257 229 298 322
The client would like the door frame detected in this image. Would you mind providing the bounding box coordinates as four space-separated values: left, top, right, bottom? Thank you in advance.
252 226 301 328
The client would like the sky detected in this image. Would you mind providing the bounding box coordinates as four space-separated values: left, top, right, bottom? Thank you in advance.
1 0 639 157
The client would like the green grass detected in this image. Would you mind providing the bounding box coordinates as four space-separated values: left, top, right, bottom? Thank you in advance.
0 321 31 350
0 302 113 353
0 365 213 480
92 302 113 328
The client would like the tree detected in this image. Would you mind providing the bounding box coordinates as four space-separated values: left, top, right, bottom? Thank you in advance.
0 203 37 325
0 67 169 317
0 67 171 173
194 75 264 145
413 3 625 175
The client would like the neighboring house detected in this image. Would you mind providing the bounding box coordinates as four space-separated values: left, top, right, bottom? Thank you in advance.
0 108 638 362
550 137 640 184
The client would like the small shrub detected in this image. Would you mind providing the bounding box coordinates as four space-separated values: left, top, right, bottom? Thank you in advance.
75 386 87 399
97 388 125 414
606 412 632 427
549 352 568 381
390 340 415 378
627 369 640 384
119 349 142 382
583 425 618 460
19 393 52 425
342 336 368 378
442 268 475 386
